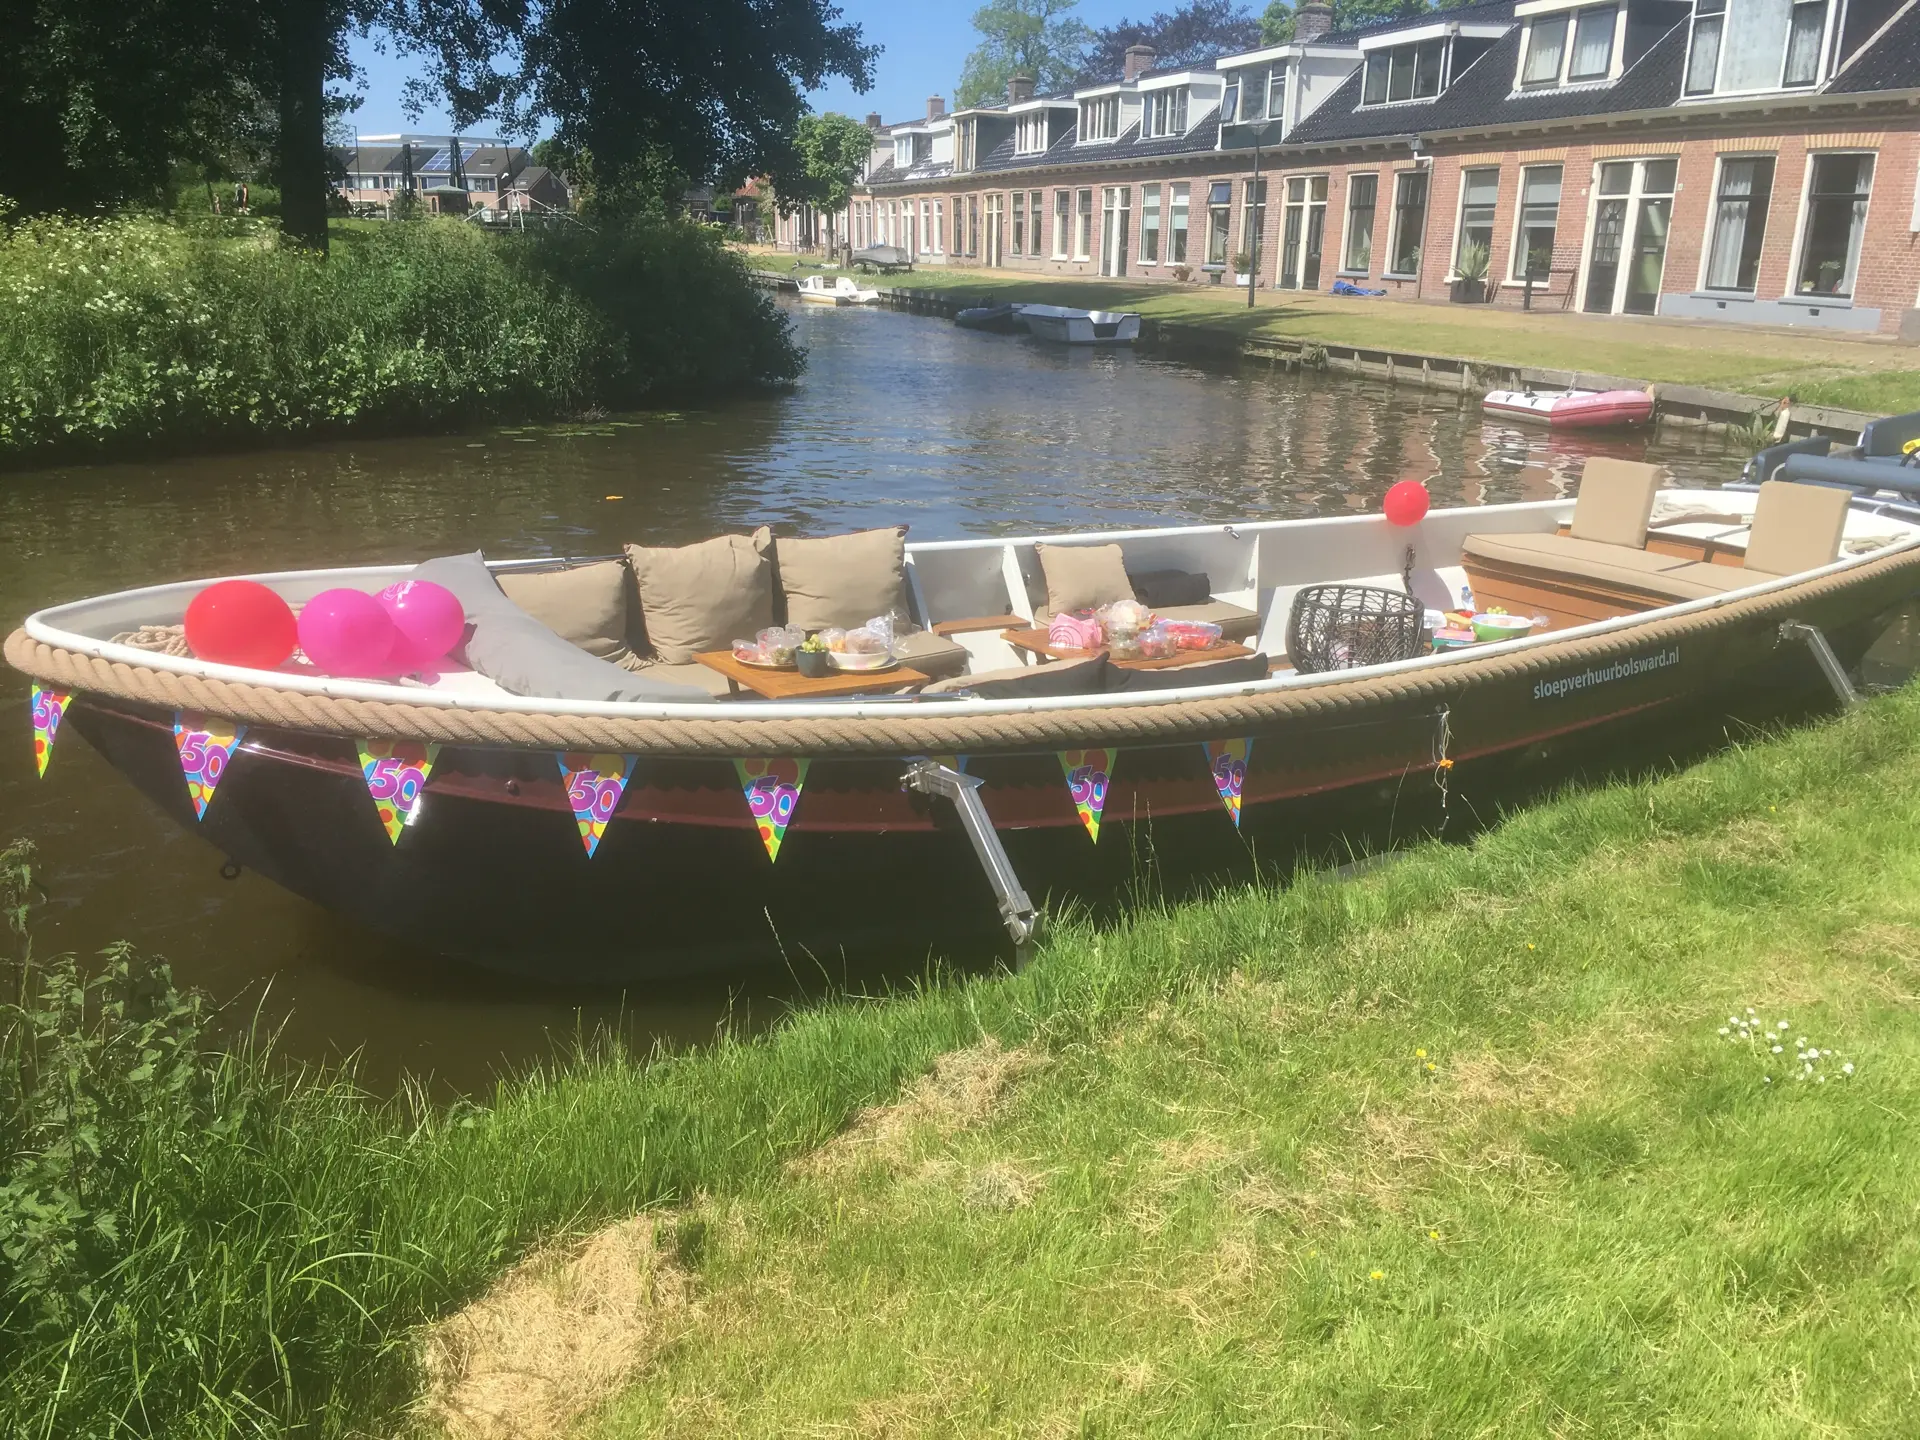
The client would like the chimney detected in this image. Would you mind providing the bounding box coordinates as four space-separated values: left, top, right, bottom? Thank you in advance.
927 95 946 121
1123 44 1157 82
865 111 883 129
1295 1 1333 41
1007 71 1035 105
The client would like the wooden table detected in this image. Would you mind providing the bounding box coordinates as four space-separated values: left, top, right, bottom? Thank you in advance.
694 650 931 700
999 627 1256 671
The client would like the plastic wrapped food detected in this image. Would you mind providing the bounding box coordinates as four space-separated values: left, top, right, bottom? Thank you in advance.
1134 623 1180 659
733 625 805 666
1099 598 1154 636
1158 619 1223 651
1049 611 1104 651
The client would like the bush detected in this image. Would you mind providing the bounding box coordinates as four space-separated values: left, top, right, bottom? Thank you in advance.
0 211 799 467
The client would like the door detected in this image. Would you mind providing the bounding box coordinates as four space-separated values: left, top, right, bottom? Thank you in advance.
1280 178 1305 289
1302 177 1327 290
985 194 1003 267
1582 159 1676 315
1100 187 1130 277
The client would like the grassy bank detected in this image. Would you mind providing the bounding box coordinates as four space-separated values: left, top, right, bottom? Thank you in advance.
834 262 1920 417
9 688 1920 1436
0 214 800 468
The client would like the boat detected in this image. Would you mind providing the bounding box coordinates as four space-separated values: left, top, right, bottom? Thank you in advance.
1483 387 1655 429
13 427 1920 980
850 244 912 274
955 303 1026 333
1017 305 1141 346
796 274 879 306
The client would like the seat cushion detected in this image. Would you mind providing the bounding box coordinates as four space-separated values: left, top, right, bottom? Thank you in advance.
921 655 1109 697
892 629 970 679
1155 600 1261 642
412 552 710 703
1462 531 1764 603
628 660 736 698
767 526 910 631
1036 543 1133 617
624 529 773 665
1744 480 1851 577
1570 457 1664 548
496 560 639 669
1106 652 1270 692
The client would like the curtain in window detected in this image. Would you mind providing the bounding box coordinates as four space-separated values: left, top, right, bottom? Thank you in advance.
1720 0 1793 91
1705 158 1769 289
1523 17 1567 84
1512 165 1561 280
1783 0 1826 84
1569 9 1613 78
1345 174 1377 272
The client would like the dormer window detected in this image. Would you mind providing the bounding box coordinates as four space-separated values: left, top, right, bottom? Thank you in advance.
1079 95 1121 141
1520 6 1616 87
1684 0 1829 97
1223 65 1286 124
894 136 912 168
1362 41 1445 105
1142 87 1190 138
1015 112 1050 155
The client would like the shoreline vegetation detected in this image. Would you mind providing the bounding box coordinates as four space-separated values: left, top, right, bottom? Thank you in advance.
8 688 1920 1435
0 214 801 471
805 258 1920 419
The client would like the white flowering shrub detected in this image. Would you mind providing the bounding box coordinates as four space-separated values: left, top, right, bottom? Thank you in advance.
1717 1006 1855 1086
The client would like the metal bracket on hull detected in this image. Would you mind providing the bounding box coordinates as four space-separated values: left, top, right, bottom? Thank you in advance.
902 759 1040 966
1779 621 1860 707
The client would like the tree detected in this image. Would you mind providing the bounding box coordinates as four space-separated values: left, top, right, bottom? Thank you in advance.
1080 1 1261 83
784 112 873 254
1258 0 1432 42
956 0 1093 108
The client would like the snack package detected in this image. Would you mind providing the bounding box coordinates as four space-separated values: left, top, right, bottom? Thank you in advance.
742 625 804 666
817 627 849 652
1159 619 1223 651
1135 622 1180 659
1099 598 1153 637
1049 611 1104 651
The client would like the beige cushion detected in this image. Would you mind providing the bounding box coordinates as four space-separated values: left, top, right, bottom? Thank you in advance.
1036 543 1134 617
497 561 639 669
769 527 910 631
1156 600 1261 642
892 629 970 679
1463 531 1762 603
624 529 773 665
1744 481 1851 577
1570 457 1664 548
629 659 735 698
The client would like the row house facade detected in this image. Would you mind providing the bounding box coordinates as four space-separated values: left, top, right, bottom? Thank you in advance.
800 0 1920 336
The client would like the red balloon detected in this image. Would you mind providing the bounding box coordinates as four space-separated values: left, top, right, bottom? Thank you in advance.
184 580 297 670
1384 480 1431 527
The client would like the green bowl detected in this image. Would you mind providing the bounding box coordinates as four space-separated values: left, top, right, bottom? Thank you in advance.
1471 613 1534 643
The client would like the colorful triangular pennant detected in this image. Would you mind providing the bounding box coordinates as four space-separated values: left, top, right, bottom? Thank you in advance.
1202 738 1253 829
173 712 247 819
557 751 636 857
30 685 70 778
357 739 440 844
1059 748 1117 843
735 757 809 862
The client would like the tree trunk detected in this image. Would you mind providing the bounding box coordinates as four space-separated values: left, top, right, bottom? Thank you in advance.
277 0 330 251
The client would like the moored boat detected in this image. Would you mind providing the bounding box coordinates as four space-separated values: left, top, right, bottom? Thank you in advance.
1483 387 1655 429
13 435 1920 980
1017 305 1141 345
796 274 880 306
955 302 1026 332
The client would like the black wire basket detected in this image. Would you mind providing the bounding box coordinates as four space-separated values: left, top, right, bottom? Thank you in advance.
1285 584 1427 674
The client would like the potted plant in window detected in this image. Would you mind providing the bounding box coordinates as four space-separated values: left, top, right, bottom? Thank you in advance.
1232 250 1256 288
1450 241 1490 304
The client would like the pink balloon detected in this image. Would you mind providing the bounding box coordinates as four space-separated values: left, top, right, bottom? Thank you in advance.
377 580 466 669
298 589 398 677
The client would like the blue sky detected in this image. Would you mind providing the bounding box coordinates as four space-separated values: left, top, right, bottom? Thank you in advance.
345 1 1156 139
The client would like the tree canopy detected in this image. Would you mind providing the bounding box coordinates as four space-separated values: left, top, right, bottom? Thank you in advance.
1260 0 1453 43
956 0 1093 108
1080 1 1262 83
786 113 874 216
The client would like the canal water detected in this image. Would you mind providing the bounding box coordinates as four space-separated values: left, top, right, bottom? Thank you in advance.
1 299 1750 1086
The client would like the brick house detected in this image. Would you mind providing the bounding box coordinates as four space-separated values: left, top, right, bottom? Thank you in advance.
334 135 563 214
830 0 1920 336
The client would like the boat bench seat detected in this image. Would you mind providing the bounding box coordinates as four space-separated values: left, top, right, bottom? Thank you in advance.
1460 531 1779 605
1155 601 1261 642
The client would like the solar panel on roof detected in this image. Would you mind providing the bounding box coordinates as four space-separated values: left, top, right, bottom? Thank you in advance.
417 148 450 171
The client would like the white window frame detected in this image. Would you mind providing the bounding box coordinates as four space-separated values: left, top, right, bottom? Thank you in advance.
934 199 945 255
1170 181 1191 265
1359 40 1449 108
1682 0 1837 100
1074 187 1094 259
1142 87 1190 139
1054 189 1071 259
1514 5 1623 89
1078 95 1121 143
1342 171 1379 274
1448 165 1501 280
1507 162 1564 283
1385 168 1430 277
1782 149 1876 302
1692 153 1775 293
1015 111 1049 156
1571 155 1679 314
1140 182 1162 264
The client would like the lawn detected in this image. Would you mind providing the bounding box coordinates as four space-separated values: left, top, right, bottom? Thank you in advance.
791 261 1920 417
547 686 1920 1439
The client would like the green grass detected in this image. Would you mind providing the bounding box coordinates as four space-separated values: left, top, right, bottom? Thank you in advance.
847 264 1920 415
11 688 1920 1436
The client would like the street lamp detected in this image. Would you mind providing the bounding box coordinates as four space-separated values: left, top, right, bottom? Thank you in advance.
1243 119 1285 309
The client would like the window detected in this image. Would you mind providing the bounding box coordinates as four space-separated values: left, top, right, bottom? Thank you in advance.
1344 173 1378 272
1511 164 1562 281
1238 68 1269 122
1521 8 1614 88
1079 96 1120 141
921 199 932 256
1241 178 1268 273
1784 0 1826 85
1222 77 1239 124
1207 180 1233 265
1796 153 1873 298
1454 167 1499 274
969 195 980 256
1704 156 1774 291
1569 8 1614 78
1685 0 1723 94
1031 191 1043 240
1269 66 1287 118
894 136 913 168
1521 17 1567 86
1012 191 1025 256
1388 170 1428 275
1016 111 1049 155
1363 40 1447 105
1054 189 1071 257
1141 183 1162 263
1143 87 1190 139
1075 187 1093 259
1171 182 1190 263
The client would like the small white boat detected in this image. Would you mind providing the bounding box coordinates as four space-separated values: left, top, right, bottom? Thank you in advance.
1018 305 1141 345
1483 387 1654 430
797 274 880 306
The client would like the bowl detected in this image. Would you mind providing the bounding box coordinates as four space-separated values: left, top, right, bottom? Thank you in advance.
1471 612 1534 643
828 649 896 672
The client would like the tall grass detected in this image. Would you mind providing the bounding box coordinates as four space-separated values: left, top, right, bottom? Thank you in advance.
0 211 800 468
6 689 1920 1435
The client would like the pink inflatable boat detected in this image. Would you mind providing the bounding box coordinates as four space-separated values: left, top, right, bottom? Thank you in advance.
1483 388 1655 430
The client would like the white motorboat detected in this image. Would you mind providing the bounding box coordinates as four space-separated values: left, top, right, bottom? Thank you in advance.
797 274 880 306
1017 305 1141 345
